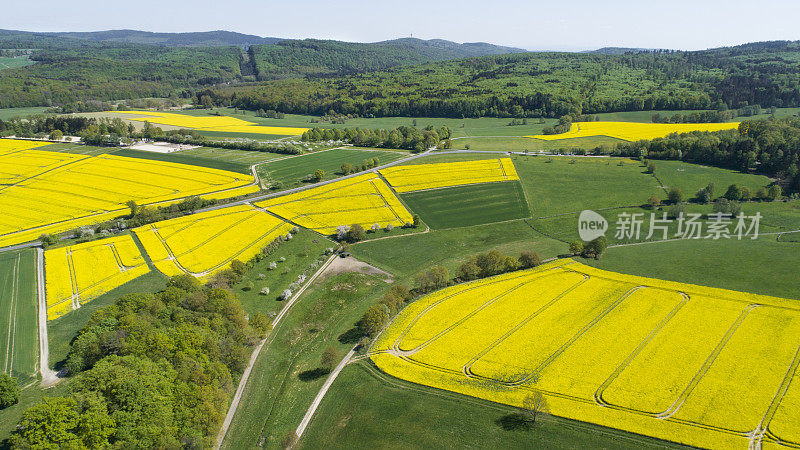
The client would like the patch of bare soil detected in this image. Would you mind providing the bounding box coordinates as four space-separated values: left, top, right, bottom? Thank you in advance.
318 256 393 283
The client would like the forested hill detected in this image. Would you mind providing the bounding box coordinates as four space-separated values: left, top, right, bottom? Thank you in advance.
249 38 526 79
218 40 800 118
42 29 284 47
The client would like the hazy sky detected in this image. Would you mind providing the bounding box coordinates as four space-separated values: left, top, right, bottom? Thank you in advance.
2 0 799 51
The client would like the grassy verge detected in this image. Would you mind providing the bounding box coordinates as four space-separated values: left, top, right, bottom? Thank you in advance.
222 271 392 449
299 361 687 450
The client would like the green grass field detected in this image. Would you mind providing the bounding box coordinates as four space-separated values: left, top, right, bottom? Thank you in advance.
400 181 530 229
653 159 771 197
453 135 623 152
39 142 109 156
47 270 166 370
256 148 407 189
299 361 688 450
0 249 38 383
221 271 391 449
511 155 663 217
587 235 800 300
0 56 35 70
350 219 565 281
111 148 256 174
175 146 283 166
0 107 48 120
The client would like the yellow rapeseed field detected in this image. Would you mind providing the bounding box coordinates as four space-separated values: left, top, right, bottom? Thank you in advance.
134 204 291 278
527 121 741 141
380 158 519 192
0 138 48 154
44 234 149 320
0 151 258 247
371 259 800 449
112 111 308 136
256 173 414 234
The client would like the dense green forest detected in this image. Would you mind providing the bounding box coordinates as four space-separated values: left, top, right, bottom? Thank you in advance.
8 274 269 448
217 41 800 118
249 38 524 80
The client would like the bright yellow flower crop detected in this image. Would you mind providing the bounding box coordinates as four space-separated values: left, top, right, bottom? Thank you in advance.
256 173 414 234
527 121 741 141
372 259 800 449
0 138 48 155
0 150 258 247
380 158 519 193
44 234 149 320
111 111 308 135
134 204 291 278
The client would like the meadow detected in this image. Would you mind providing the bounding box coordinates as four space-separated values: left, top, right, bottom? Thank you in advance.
256 147 407 189
0 249 38 383
371 259 800 449
134 205 292 278
44 234 150 320
400 181 530 229
256 173 414 234
0 147 258 247
300 361 687 449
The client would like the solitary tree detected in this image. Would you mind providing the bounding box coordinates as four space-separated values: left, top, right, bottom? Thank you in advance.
518 251 542 269
412 214 421 227
320 346 340 373
568 241 584 255
522 391 549 425
646 161 657 174
313 169 325 182
646 195 661 209
667 187 684 204
346 224 366 242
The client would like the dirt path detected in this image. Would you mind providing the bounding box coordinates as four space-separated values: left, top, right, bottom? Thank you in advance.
295 345 357 439
36 248 59 386
214 254 337 449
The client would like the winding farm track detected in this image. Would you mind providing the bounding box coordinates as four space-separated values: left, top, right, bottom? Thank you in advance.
214 254 337 449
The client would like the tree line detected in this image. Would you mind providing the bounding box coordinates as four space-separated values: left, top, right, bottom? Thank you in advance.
301 125 452 152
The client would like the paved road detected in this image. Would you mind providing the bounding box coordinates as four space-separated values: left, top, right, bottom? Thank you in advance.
214 254 338 449
295 345 357 439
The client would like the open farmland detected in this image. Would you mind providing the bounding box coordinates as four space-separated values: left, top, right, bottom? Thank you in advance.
134 204 292 278
256 173 414 234
0 149 258 247
372 259 800 449
44 234 150 320
400 181 530 229
111 110 309 135
256 147 407 189
527 121 741 141
380 158 519 192
0 249 38 383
